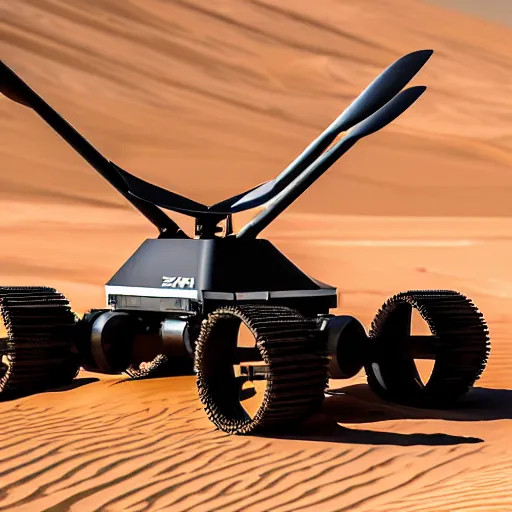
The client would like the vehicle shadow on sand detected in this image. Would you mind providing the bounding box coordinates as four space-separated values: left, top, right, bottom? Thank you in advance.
264 385 512 446
324 384 512 422
0 377 99 403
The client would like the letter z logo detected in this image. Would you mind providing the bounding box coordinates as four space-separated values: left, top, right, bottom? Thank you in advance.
161 276 195 289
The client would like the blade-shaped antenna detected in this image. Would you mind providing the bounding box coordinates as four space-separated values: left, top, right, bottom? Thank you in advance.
124 173 266 216
124 172 271 215
115 164 209 216
237 85 427 239
219 49 433 213
206 181 271 213
0 60 191 237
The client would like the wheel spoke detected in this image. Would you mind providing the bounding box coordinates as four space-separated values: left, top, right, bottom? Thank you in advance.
407 335 441 359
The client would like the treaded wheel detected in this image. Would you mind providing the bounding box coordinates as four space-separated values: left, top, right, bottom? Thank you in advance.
364 290 490 407
194 304 329 435
0 286 80 397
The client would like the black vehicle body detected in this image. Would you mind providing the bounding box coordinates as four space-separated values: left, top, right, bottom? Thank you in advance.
106 238 337 317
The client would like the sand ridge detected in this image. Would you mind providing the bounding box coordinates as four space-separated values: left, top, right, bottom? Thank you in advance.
0 0 512 510
0 373 510 511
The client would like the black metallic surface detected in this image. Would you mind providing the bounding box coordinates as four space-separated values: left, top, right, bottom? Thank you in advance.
324 315 368 379
237 86 427 239
90 311 139 374
107 238 337 312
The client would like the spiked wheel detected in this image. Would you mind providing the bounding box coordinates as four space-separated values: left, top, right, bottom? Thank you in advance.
0 286 80 397
194 304 329 435
364 290 490 407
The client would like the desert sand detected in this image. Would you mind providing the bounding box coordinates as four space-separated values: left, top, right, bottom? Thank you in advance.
1 0 511 510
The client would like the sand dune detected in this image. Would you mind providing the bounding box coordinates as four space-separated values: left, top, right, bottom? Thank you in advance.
1 0 512 510
2 0 512 217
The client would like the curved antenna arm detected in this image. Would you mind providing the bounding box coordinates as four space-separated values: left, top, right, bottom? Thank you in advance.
219 49 433 214
237 86 427 239
0 60 188 237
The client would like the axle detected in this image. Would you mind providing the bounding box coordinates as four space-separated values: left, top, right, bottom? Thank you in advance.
74 308 443 379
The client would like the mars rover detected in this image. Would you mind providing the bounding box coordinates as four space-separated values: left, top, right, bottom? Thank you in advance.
0 50 490 434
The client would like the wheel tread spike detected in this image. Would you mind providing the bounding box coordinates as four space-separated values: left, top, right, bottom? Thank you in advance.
365 289 490 407
0 286 80 396
194 304 328 435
